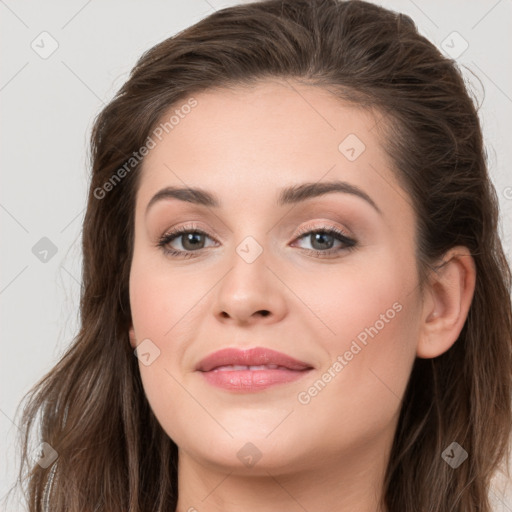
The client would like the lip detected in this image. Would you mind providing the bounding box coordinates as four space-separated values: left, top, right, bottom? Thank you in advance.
196 347 313 392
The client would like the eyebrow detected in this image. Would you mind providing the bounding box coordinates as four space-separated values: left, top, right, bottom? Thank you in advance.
145 180 381 215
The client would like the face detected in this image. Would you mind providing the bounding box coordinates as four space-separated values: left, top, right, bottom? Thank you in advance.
128 79 424 475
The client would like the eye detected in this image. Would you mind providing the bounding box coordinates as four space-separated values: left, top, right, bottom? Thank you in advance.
291 224 357 258
156 223 217 259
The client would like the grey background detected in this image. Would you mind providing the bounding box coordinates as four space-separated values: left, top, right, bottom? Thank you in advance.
1 0 511 509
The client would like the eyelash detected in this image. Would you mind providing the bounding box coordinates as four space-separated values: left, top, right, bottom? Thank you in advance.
156 222 357 259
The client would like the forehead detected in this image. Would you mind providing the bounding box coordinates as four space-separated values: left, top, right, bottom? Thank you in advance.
135 79 406 217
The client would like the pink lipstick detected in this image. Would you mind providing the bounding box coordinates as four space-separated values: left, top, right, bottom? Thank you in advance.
196 347 313 391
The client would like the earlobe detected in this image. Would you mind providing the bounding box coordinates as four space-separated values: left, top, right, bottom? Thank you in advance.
128 325 137 349
416 247 476 359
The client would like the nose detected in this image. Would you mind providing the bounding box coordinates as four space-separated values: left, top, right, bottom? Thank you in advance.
213 244 287 326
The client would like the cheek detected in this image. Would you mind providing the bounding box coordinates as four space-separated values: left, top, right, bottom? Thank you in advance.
128 250 225 434
295 303 417 453
129 253 206 342
289 247 417 353
293 258 420 444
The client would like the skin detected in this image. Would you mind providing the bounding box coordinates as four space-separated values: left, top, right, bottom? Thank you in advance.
128 79 475 512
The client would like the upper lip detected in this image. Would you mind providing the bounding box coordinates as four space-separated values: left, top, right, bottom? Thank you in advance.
196 347 313 372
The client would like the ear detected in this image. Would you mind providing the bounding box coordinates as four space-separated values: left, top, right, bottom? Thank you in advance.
416 246 476 359
128 324 137 349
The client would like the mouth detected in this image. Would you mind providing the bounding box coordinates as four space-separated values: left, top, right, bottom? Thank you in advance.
196 347 314 391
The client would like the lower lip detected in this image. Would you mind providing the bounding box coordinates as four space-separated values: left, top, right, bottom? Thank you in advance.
199 368 312 391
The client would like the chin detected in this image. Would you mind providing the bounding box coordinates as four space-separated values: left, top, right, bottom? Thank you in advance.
188 436 309 475
172 417 312 472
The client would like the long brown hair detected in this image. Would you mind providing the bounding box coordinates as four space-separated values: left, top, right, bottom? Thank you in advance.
6 1 511 510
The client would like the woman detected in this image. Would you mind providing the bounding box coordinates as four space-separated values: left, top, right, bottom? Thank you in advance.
9 0 512 510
